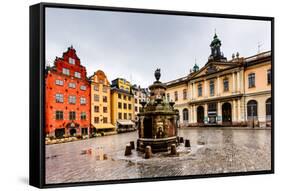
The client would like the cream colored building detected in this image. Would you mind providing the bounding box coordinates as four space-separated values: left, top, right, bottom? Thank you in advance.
166 34 272 128
131 85 149 121
89 70 115 134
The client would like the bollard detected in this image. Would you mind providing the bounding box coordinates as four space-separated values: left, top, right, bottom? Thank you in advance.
170 144 177 155
130 141 135 150
124 144 132 156
144 145 152 159
179 137 184 143
177 136 180 143
185 139 191 147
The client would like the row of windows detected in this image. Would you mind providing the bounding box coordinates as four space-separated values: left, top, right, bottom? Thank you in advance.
168 70 272 101
93 94 107 102
118 102 132 110
178 98 271 121
93 85 108 93
93 117 108 124
118 93 132 101
55 111 87 120
135 106 142 112
55 80 87 90
55 94 86 104
249 69 271 88
93 106 108 113
118 112 132 120
62 68 81 78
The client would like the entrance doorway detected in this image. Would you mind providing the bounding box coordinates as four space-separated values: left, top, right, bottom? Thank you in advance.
55 128 65 138
197 106 204 124
70 128 77 136
208 102 217 124
222 102 232 124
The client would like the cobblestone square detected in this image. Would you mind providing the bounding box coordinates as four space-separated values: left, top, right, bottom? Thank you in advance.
46 128 271 184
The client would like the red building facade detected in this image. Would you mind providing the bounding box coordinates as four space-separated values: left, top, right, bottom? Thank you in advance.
45 46 91 138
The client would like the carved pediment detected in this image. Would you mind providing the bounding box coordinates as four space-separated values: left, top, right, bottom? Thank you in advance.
190 62 237 79
205 64 218 74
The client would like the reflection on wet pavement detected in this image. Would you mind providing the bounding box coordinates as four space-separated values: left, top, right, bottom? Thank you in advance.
46 128 271 184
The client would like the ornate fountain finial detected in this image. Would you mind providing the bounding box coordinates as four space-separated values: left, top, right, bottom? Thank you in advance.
154 68 161 81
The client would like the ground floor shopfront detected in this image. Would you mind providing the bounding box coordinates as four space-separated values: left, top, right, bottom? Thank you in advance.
175 93 271 128
49 121 92 138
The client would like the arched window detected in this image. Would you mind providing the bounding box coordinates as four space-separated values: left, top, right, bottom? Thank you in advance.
183 108 188 121
247 100 258 120
266 98 271 120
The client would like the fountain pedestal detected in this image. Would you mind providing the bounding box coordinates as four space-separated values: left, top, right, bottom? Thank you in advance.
137 69 179 153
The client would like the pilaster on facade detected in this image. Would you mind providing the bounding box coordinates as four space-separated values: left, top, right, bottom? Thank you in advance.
232 72 236 93
217 76 220 96
217 102 222 125
204 103 208 124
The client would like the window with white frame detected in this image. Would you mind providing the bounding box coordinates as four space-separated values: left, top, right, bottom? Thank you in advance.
68 95 76 104
68 82 76 88
74 72 81 78
55 93 63 103
80 85 86 91
55 79 64 86
69 57 75 64
62 68 70 76
80 112 86 120
80 97 86 105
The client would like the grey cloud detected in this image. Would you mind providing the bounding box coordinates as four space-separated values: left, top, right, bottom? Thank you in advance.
46 8 271 88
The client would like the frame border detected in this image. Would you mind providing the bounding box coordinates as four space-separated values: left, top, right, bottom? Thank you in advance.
29 2 274 188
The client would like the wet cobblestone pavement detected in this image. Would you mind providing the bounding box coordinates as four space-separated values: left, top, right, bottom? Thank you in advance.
46 128 271 184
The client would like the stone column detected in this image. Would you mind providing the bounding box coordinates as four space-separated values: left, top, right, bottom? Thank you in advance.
194 105 197 124
204 103 208 124
237 71 240 93
232 72 236 93
189 107 192 124
217 76 220 96
217 102 222 125
193 83 196 99
240 70 244 93
191 83 194 100
237 99 241 123
232 100 237 123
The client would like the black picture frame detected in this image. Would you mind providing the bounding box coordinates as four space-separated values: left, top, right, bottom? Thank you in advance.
30 2 274 188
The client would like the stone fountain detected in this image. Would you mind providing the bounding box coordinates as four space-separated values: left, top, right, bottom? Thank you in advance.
137 69 179 152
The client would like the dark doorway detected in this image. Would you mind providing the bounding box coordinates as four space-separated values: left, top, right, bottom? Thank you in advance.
143 117 152 138
55 128 65 138
197 106 204 124
208 102 217 124
247 100 258 120
266 98 271 120
70 128 77 136
222 102 232 124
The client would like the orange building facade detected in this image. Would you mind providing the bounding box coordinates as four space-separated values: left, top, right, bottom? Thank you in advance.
45 46 91 138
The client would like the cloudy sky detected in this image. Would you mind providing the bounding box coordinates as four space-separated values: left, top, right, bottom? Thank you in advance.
46 7 271 88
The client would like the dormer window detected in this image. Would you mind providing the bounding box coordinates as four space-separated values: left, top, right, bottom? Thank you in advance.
69 57 75 64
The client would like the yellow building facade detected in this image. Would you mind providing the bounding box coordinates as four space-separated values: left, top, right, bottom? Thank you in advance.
89 70 115 134
111 78 135 132
166 34 272 128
